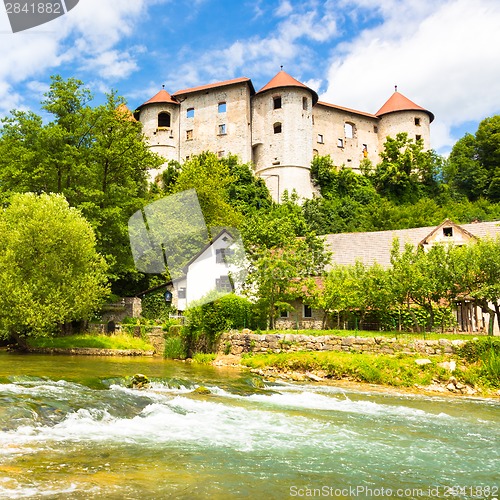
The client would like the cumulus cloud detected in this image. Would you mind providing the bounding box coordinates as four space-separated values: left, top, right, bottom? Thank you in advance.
322 0 500 152
0 0 169 115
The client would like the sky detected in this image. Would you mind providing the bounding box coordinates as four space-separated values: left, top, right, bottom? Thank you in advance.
0 0 499 155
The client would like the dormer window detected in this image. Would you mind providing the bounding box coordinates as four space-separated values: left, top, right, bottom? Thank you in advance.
273 96 282 109
443 227 453 237
158 112 171 128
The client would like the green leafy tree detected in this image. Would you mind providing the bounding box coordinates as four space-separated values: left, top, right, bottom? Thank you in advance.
372 133 441 203
0 193 109 347
245 234 329 329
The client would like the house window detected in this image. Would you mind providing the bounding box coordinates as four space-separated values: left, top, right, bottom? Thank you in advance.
280 309 289 318
218 102 226 113
443 227 453 237
186 129 193 140
344 122 354 139
218 124 227 135
415 117 421 126
317 134 324 144
416 134 422 141
178 287 186 299
273 96 282 109
303 304 312 318
216 248 234 263
186 107 194 118
337 138 344 148
302 97 308 110
216 275 233 292
274 122 282 134
158 112 171 128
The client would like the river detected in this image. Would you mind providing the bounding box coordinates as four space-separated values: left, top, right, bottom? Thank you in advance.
0 352 498 499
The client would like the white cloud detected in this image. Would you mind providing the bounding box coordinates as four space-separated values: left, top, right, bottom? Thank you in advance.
276 1 294 18
0 0 169 115
322 0 500 152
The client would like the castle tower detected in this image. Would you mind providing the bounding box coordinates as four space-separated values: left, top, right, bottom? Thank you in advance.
376 90 434 150
251 70 319 201
134 87 180 180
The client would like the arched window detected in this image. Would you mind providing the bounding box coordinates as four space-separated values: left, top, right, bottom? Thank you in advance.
158 112 171 128
273 122 282 134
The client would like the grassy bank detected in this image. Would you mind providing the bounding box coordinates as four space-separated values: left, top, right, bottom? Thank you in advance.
240 344 500 392
27 334 154 351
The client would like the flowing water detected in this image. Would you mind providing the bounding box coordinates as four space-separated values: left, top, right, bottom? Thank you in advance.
0 352 498 500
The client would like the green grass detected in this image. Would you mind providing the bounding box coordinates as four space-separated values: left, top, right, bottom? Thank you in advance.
192 353 217 365
27 334 154 351
249 329 481 341
241 351 448 387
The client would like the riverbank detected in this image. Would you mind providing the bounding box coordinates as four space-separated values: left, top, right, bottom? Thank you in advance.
213 353 500 399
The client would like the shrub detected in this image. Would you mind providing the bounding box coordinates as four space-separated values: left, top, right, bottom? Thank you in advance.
164 336 186 359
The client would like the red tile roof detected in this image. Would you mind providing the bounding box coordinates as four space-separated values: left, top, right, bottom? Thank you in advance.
136 88 179 110
173 77 255 97
316 101 378 119
257 70 319 105
376 91 434 122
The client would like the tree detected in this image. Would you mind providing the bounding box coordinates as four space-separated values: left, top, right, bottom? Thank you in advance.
0 193 109 347
0 76 163 291
371 133 441 203
244 234 329 329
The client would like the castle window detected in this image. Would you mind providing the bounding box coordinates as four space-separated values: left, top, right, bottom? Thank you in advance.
273 96 282 109
373 125 378 133
187 107 194 118
443 227 453 237
416 135 422 141
186 129 193 140
274 122 282 134
218 102 226 113
362 144 368 157
218 124 227 135
317 134 324 144
158 112 171 128
344 122 354 139
337 138 344 148
303 97 308 110
415 117 421 126
303 304 312 318
313 149 319 156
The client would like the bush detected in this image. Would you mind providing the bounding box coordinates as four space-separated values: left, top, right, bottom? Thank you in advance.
456 337 500 363
183 294 258 355
164 336 186 359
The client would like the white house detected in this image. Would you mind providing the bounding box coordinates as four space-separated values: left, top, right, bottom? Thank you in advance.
172 229 245 311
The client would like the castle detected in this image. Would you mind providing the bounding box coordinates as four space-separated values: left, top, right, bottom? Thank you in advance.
134 70 434 201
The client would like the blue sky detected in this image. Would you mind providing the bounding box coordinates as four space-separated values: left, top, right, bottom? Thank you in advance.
1 0 499 155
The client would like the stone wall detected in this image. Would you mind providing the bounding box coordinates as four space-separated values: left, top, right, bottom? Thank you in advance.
217 331 467 356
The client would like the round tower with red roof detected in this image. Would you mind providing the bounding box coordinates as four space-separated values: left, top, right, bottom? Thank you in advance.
251 70 319 200
134 87 180 178
376 89 434 149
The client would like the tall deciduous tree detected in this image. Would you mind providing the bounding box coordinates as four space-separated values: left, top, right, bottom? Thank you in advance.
0 193 109 347
0 76 163 290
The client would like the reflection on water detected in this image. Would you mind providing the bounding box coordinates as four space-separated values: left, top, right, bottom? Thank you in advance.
0 352 498 499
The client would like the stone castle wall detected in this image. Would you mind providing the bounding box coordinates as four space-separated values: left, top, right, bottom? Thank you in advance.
218 331 467 357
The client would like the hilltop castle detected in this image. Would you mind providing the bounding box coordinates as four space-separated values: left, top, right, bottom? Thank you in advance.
134 70 434 201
